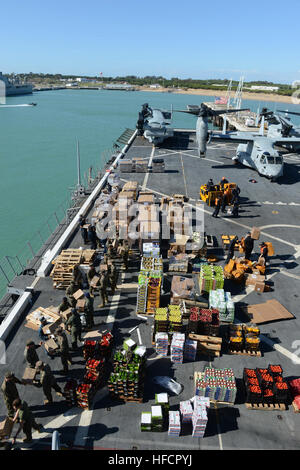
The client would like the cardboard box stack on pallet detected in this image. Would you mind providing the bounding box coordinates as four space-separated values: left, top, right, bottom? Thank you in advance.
170 275 195 305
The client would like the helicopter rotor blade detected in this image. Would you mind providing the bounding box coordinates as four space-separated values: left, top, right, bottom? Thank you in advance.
277 110 300 117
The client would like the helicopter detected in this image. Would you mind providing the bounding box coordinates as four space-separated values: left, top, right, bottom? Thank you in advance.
209 114 300 181
176 103 300 181
258 108 300 153
136 103 174 145
175 103 250 157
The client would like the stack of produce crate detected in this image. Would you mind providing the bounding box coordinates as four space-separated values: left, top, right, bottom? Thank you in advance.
76 383 96 410
209 289 235 322
170 333 185 364
195 368 237 403
168 305 183 333
108 348 146 401
187 308 219 336
183 339 197 362
64 379 78 407
190 396 210 438
84 358 105 389
140 412 152 432
199 264 224 293
146 276 161 314
155 393 169 418
136 273 148 314
155 332 169 356
154 308 169 334
151 406 164 432
228 324 260 353
243 365 289 405
180 400 193 423
168 411 181 437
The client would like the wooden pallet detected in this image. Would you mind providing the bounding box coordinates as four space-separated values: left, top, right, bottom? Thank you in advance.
245 402 287 411
110 394 143 403
228 348 261 357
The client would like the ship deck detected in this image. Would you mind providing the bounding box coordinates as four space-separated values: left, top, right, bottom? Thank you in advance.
1 130 300 450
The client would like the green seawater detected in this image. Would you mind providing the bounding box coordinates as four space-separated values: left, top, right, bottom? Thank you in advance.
0 89 299 276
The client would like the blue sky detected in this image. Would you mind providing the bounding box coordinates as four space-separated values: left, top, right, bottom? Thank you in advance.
1 0 299 83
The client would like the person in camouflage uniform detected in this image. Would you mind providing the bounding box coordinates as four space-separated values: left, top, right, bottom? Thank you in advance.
66 308 82 350
122 242 129 270
58 296 69 314
108 261 117 295
98 272 108 308
84 292 95 329
24 340 42 369
66 281 77 308
87 265 99 296
1 372 26 418
35 361 63 404
54 327 72 375
72 264 83 289
12 398 42 444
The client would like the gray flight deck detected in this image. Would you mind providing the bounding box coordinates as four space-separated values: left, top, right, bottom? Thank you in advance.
1 130 300 450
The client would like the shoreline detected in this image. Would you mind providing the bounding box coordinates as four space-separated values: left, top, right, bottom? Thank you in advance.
138 86 295 104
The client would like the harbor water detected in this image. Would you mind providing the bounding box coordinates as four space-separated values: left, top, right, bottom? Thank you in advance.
0 88 299 292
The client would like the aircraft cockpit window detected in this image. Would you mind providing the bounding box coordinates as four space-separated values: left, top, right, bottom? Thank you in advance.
275 157 283 164
162 112 171 120
260 156 266 164
267 156 275 164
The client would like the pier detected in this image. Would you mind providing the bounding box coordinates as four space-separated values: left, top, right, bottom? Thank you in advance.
204 102 261 133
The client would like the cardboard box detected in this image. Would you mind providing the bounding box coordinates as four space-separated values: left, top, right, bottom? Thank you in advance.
0 417 14 438
254 281 265 292
42 319 61 335
22 367 37 385
44 338 59 353
73 289 84 300
76 298 86 311
251 227 260 240
61 308 72 321
90 275 100 287
245 299 295 324
245 274 265 286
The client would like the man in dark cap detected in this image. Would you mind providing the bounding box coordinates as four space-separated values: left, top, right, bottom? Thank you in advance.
66 308 82 350
12 398 42 444
24 340 42 369
35 361 64 405
54 327 72 375
1 372 26 418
